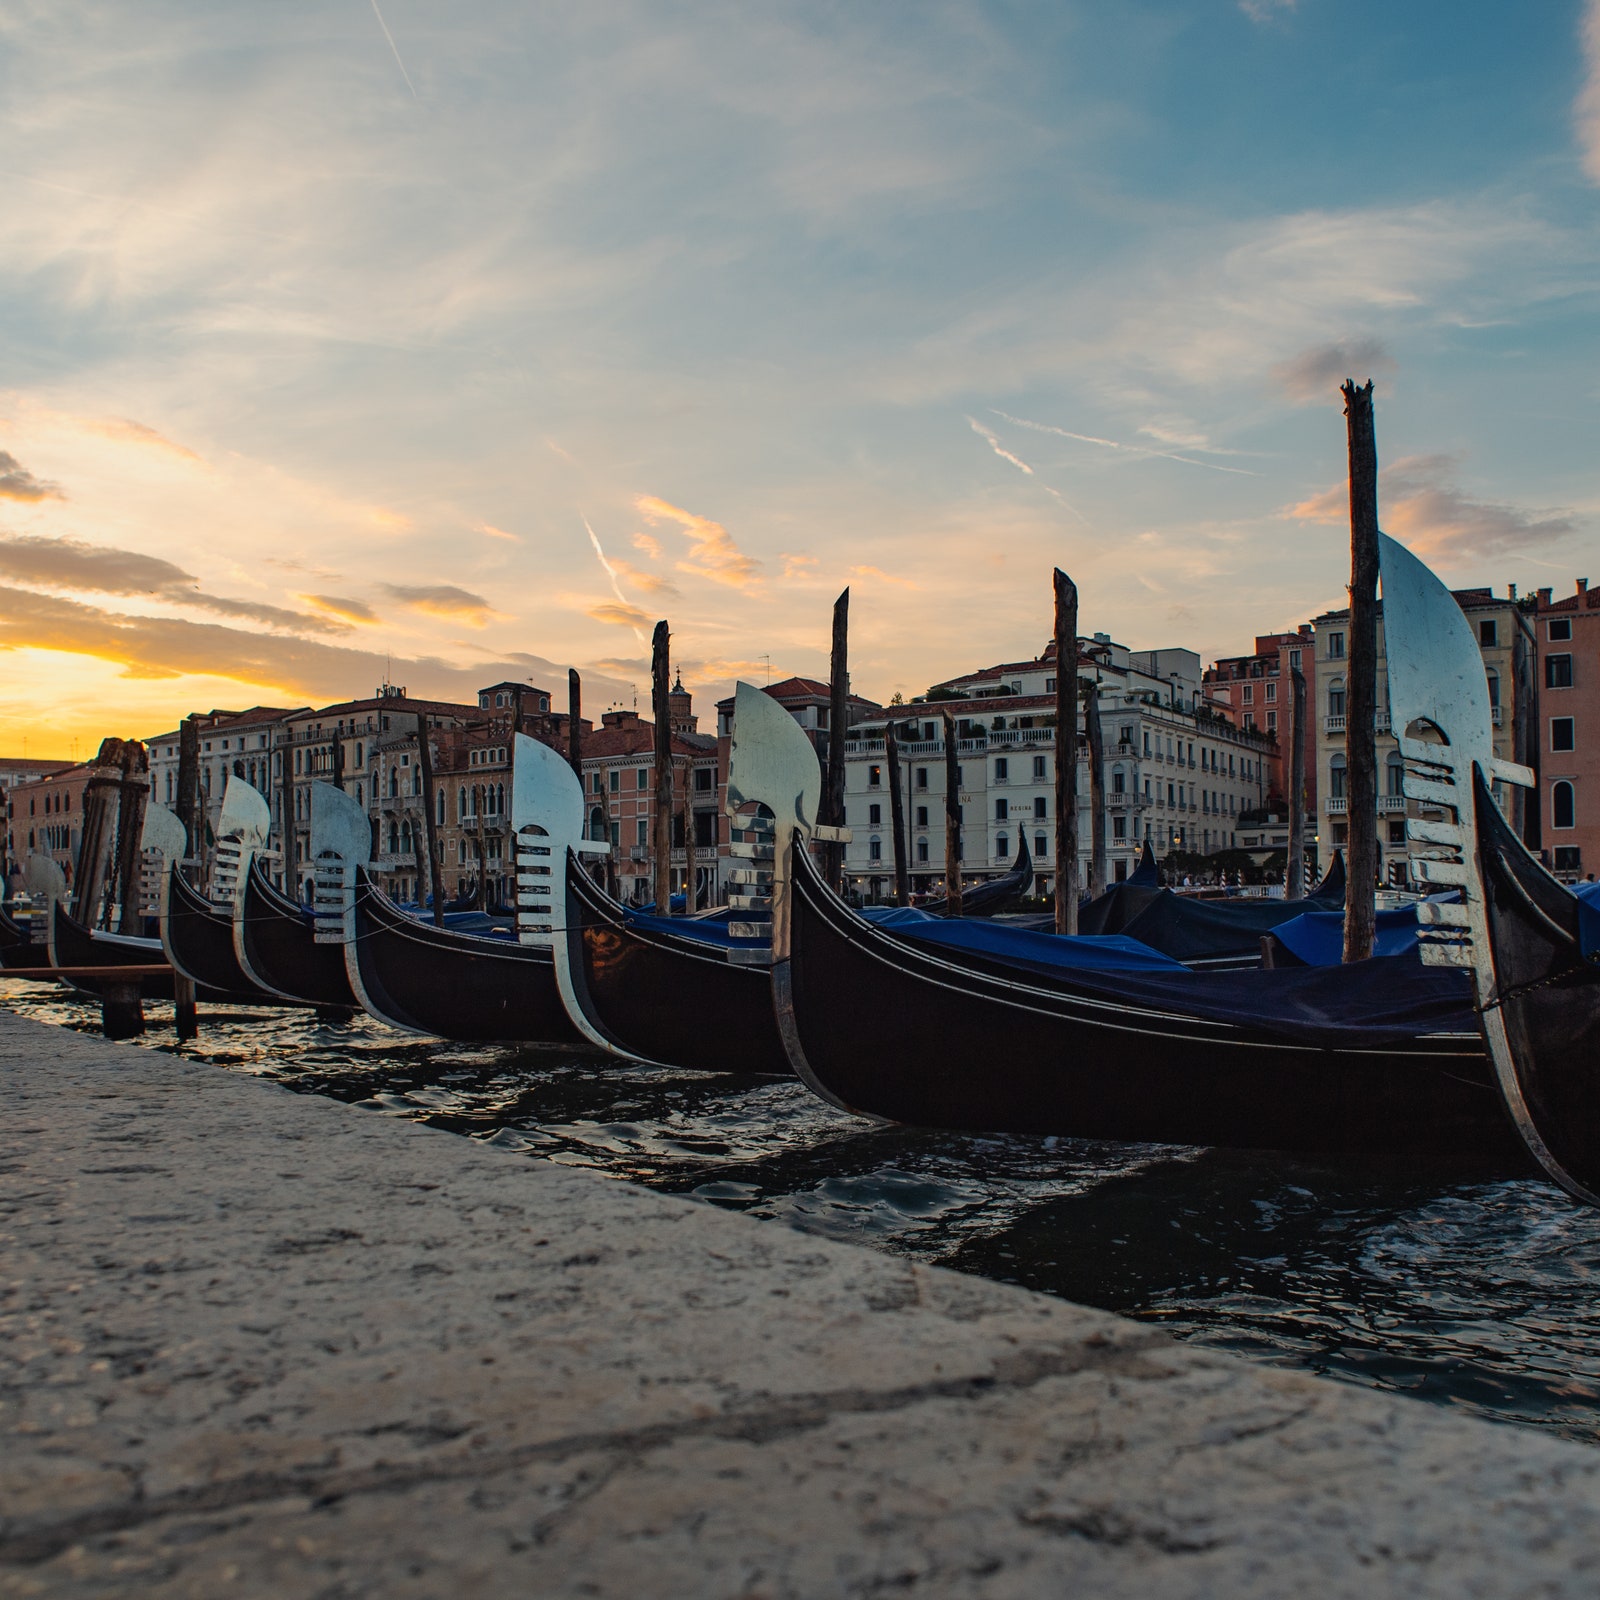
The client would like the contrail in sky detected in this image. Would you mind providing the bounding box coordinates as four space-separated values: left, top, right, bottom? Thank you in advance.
368 0 417 99
967 417 1089 524
583 514 648 641
992 410 1257 476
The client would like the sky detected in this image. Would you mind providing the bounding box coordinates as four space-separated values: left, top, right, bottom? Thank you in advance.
1 0 1598 758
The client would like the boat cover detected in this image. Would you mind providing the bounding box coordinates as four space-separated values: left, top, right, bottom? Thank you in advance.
861 922 1479 1050
859 905 1189 973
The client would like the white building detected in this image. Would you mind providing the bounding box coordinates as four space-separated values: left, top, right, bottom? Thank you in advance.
838 635 1275 899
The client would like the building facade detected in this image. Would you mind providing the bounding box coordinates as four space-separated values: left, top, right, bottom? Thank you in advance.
1534 579 1600 881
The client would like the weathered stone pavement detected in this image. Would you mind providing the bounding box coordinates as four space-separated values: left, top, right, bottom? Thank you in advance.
4 1011 1600 1596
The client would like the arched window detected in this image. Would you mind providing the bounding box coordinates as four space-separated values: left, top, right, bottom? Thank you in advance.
1554 780 1576 830
496 783 505 817
387 819 399 853
589 806 605 839
400 818 412 852
1327 678 1346 718
165 772 174 803
388 767 398 798
459 786 468 820
1329 753 1347 800
356 782 363 806
994 835 1007 861
436 789 445 825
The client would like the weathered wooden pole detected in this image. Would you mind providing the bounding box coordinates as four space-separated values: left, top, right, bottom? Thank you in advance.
1342 379 1379 963
565 668 583 783
416 713 443 925
597 777 615 895
408 811 428 908
1286 666 1308 897
75 742 122 929
332 727 345 792
885 720 911 906
114 743 150 934
1053 570 1080 934
651 620 674 914
1085 678 1107 899
825 587 850 892
941 709 964 917
173 717 200 1040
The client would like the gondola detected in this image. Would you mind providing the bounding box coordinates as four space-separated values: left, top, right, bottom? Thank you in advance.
161 862 295 1006
1470 768 1600 1200
235 856 360 1009
558 852 790 1072
0 902 52 971
772 837 1515 1157
715 680 1516 1161
1373 530 1600 1206
345 866 581 1042
918 833 1032 917
46 900 185 1001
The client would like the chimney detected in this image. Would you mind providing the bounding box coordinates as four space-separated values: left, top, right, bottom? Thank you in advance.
1507 583 1517 601
1538 587 1553 608
1579 579 1590 595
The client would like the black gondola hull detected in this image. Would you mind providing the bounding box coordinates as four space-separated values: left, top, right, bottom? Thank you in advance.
778 843 1520 1159
1475 769 1600 1197
0 903 52 971
47 902 182 1001
564 857 789 1073
162 864 294 1006
348 868 580 1042
236 858 358 1008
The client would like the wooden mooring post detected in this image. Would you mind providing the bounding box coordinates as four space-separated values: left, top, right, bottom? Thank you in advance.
113 743 149 936
941 708 963 917
1342 379 1380 963
651 621 674 915
173 717 200 1041
1053 570 1080 934
885 720 911 907
1085 677 1107 899
825 588 850 893
1287 666 1308 896
568 669 584 781
416 713 443 925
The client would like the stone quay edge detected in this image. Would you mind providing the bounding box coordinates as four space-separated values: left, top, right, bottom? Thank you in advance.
3 1011 1600 1597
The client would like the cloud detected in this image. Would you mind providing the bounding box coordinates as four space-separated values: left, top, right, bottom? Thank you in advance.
992 409 1257 476
1580 0 1600 183
1271 338 1395 404
635 495 762 590
632 532 664 560
781 553 819 581
611 558 679 597
1287 454 1574 563
76 416 202 463
300 593 379 624
1240 0 1295 20
0 534 351 632
0 451 64 502
588 600 656 630
0 583 631 706
848 564 919 590
379 582 500 625
477 522 519 542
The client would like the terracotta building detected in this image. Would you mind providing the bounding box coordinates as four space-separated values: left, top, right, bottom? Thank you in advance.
1534 579 1600 881
4 760 96 887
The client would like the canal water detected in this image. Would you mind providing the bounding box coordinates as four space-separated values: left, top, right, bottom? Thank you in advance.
12 983 1600 1446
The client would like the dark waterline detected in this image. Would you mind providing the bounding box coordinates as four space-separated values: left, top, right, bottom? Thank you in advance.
12 982 1600 1445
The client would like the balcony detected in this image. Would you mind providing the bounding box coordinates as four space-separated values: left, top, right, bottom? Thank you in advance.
1492 706 1504 726
1323 711 1392 735
1326 796 1408 815
1326 797 1347 814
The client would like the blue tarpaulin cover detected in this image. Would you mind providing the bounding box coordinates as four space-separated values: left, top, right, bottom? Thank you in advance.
859 905 1190 974
1271 902 1443 966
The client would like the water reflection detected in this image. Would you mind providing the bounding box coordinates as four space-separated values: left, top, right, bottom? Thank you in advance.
8 981 1598 1443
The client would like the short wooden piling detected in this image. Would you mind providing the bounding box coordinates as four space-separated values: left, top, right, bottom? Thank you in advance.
99 980 144 1040
1053 571 1080 935
1342 380 1380 963
885 720 911 907
113 743 150 936
651 621 674 915
941 709 963 917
